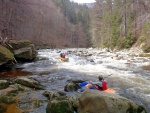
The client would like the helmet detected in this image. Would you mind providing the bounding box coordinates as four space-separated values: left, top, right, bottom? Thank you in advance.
98 75 104 81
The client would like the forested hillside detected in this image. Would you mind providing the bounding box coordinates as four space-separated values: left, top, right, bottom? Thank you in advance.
0 0 90 48
91 0 150 52
0 0 150 52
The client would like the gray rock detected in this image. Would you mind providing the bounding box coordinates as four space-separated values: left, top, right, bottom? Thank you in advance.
8 40 37 61
78 90 147 113
64 82 80 92
14 77 44 90
43 91 59 100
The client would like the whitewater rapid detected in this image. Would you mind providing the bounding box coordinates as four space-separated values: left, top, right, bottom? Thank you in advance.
36 48 150 112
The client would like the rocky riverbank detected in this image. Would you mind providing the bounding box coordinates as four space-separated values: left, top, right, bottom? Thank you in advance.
0 40 37 67
0 76 147 113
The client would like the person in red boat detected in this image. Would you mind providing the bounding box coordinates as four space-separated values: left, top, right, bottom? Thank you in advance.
90 75 107 91
79 75 108 91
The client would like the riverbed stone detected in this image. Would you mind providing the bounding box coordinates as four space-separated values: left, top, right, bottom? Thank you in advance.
14 77 44 90
77 90 147 113
64 82 80 92
0 80 10 89
0 95 15 104
139 53 150 57
46 96 74 113
0 44 14 66
43 91 59 100
69 93 80 108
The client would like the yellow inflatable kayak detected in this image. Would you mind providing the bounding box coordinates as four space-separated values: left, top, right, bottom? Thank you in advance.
58 56 69 62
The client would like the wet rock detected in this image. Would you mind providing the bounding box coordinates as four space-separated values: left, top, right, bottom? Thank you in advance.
77 90 147 113
43 91 59 100
18 91 45 111
116 56 124 60
57 91 66 96
66 79 85 84
8 40 37 61
64 82 80 92
139 53 150 57
46 96 74 113
0 83 29 97
69 93 80 108
142 45 150 53
7 84 25 96
14 77 44 90
0 44 14 66
0 80 10 89
0 95 15 104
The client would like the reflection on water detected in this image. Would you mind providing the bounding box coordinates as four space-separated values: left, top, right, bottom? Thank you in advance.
0 69 32 78
5 103 22 113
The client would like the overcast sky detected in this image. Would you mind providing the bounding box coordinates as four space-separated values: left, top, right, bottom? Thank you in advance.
72 0 96 3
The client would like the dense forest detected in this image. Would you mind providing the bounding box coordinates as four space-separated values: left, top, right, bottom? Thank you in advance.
92 0 150 52
0 0 150 52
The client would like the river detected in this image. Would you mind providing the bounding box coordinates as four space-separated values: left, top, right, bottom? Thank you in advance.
1 48 150 112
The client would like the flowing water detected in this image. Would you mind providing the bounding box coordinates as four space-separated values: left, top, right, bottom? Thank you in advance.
1 48 150 112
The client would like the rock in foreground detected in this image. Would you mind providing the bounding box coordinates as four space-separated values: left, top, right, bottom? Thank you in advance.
78 90 146 113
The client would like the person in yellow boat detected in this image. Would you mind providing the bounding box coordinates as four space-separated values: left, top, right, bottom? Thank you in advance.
60 53 66 58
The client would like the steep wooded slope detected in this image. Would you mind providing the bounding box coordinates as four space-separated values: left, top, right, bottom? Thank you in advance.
0 0 88 48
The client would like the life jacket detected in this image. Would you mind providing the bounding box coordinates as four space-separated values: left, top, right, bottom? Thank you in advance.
102 80 107 90
62 54 65 58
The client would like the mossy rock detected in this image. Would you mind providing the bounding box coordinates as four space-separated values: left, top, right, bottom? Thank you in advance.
127 104 147 113
0 80 10 89
14 44 37 60
46 97 73 113
7 86 24 96
14 77 44 90
64 82 80 92
0 96 15 104
9 40 32 50
139 53 150 57
143 46 150 53
0 45 14 63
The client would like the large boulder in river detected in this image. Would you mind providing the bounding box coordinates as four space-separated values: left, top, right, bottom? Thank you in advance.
0 44 14 66
8 40 37 61
77 90 146 113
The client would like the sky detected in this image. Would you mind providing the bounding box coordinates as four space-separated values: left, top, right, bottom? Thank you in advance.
72 0 96 3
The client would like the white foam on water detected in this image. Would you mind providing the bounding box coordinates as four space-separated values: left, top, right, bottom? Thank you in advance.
36 48 150 112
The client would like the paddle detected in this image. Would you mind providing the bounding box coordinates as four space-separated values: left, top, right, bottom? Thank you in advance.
103 74 113 79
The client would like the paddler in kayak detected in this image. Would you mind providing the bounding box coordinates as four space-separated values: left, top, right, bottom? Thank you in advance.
60 53 66 58
79 76 107 91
